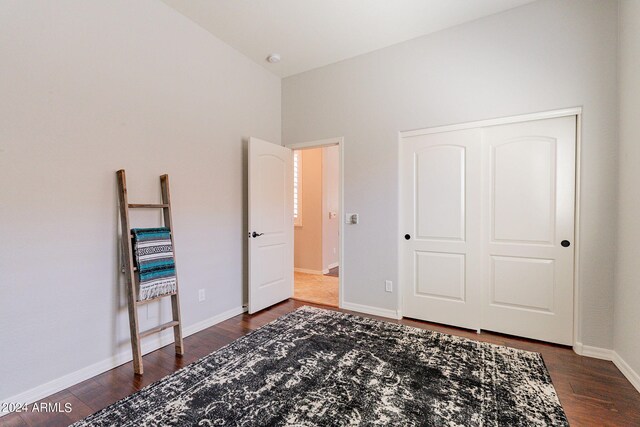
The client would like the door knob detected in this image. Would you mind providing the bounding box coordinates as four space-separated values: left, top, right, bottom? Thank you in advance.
561 240 570 247
252 231 264 238
404 234 411 240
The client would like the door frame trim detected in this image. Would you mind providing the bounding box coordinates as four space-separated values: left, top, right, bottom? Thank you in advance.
398 107 583 349
400 107 582 137
286 137 345 309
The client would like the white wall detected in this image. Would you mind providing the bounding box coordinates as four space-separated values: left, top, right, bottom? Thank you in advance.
0 0 280 402
614 0 640 381
322 146 340 270
283 0 619 348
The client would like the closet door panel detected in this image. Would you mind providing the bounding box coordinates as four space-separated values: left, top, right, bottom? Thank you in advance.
480 116 576 345
401 129 481 330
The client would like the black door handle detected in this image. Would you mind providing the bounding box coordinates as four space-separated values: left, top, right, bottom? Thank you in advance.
561 240 570 247
252 231 264 238
404 234 411 240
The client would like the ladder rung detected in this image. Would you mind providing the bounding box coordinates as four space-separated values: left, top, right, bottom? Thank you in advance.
139 320 179 339
128 203 169 208
136 292 176 306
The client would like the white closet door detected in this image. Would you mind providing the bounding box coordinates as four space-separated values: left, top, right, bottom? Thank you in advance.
480 116 576 345
401 129 482 330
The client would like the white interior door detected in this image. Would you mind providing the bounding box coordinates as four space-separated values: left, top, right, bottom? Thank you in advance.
480 116 576 345
401 129 482 330
248 137 294 314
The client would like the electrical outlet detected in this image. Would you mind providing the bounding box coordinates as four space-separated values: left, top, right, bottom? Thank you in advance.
198 289 206 302
385 280 393 292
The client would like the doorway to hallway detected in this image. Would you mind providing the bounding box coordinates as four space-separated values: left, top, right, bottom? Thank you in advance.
290 142 341 307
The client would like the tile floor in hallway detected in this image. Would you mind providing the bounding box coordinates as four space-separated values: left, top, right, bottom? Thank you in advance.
293 271 339 307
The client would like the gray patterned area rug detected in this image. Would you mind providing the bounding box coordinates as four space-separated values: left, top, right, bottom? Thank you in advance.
73 306 568 426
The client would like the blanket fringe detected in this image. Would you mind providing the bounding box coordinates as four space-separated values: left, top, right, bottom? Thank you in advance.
139 279 177 301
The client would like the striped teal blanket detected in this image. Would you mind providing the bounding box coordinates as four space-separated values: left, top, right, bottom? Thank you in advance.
131 227 177 301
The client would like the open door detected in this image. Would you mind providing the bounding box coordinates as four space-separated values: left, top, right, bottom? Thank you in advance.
248 137 294 314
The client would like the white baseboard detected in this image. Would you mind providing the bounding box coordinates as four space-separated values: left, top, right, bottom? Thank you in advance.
0 305 246 415
341 301 401 320
327 262 339 270
294 268 325 275
612 352 640 394
573 342 640 394
182 306 246 337
573 342 614 360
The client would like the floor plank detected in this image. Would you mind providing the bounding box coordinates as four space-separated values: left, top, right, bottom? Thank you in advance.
2 299 638 426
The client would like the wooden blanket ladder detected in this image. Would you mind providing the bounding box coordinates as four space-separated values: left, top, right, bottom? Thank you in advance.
116 169 184 375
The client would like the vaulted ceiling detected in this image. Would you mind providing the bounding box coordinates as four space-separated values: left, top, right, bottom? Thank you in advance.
161 0 537 77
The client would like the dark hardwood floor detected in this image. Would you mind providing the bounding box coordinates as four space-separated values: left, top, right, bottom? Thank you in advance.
4 299 640 426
